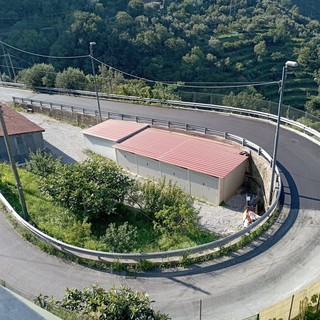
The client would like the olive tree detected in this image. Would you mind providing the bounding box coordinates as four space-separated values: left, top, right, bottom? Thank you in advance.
30 152 133 221
18 63 56 89
37 285 171 320
55 67 87 90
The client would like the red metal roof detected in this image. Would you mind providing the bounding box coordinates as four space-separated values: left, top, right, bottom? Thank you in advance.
82 119 148 142
115 128 248 178
0 105 44 137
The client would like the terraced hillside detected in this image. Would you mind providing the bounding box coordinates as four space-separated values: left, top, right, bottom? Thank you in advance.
0 0 320 109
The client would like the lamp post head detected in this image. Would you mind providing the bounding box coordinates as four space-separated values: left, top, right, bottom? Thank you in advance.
285 60 298 68
89 42 96 56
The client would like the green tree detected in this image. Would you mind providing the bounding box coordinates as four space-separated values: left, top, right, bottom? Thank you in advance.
55 67 87 90
101 222 138 252
115 11 135 30
70 11 104 45
222 90 265 110
151 82 180 100
154 204 199 236
116 79 152 98
127 0 145 17
132 178 195 219
35 154 133 221
37 285 171 320
305 96 320 117
254 40 267 61
98 65 125 93
18 63 56 89
27 150 62 177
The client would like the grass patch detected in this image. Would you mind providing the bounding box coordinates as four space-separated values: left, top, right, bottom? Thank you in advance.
0 163 278 271
0 164 216 254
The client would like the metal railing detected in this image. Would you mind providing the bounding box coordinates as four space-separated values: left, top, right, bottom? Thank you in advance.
1 96 283 264
11 94 320 141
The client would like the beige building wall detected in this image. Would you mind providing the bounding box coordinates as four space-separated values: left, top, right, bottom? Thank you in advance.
117 150 247 205
221 160 248 202
83 135 116 161
116 150 137 173
189 170 219 204
161 163 189 192
137 155 162 180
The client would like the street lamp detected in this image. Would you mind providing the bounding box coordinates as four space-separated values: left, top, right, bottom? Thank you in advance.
269 60 298 205
89 41 102 123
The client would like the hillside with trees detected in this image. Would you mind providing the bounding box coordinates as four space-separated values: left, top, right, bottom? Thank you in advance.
0 0 320 113
292 0 320 20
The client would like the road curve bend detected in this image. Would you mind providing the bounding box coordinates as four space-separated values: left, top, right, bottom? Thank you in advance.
0 88 320 319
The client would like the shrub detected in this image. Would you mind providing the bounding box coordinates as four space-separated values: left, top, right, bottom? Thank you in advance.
34 154 133 221
27 150 63 177
101 222 138 253
154 204 199 236
37 285 171 320
133 178 194 219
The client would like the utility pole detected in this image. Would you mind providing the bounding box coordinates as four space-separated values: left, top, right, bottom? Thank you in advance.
7 51 16 81
269 61 298 205
89 42 102 123
0 105 29 220
0 41 11 80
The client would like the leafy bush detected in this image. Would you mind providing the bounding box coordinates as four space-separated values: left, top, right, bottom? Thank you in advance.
2 156 214 253
55 67 87 90
18 63 56 89
32 153 133 221
133 178 194 219
27 150 63 177
37 285 171 320
101 222 138 253
222 90 265 110
154 204 199 236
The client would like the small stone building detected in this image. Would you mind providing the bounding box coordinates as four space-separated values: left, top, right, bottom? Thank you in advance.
83 119 249 205
0 105 44 163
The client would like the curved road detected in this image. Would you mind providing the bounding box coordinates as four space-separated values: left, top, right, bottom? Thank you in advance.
1 87 320 319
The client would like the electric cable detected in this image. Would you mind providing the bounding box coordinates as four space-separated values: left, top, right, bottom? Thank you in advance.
0 40 279 89
0 40 88 59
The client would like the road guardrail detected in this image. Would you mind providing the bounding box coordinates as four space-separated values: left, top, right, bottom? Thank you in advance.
1 97 283 263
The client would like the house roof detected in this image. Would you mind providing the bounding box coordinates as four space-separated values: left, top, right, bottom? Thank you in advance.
82 119 148 142
0 105 44 137
115 127 248 178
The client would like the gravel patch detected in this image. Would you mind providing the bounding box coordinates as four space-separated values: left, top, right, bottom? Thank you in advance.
22 112 89 163
21 111 247 236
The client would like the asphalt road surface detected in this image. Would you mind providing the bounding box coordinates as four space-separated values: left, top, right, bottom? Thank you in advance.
0 87 320 319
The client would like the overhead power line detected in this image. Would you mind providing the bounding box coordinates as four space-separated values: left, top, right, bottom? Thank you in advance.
0 40 88 59
92 56 278 89
0 10 72 20
0 40 279 89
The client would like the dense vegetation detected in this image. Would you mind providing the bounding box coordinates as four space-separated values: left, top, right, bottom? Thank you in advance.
0 152 216 253
1 0 320 112
292 0 320 20
37 285 170 319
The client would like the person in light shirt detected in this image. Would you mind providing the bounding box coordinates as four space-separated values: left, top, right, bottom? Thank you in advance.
243 207 260 228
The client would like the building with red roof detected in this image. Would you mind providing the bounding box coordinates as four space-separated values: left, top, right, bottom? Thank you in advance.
82 119 148 161
0 105 44 163
83 119 249 204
